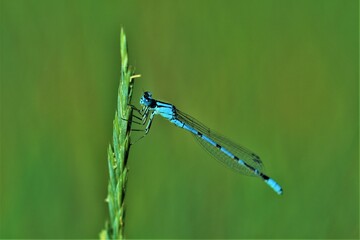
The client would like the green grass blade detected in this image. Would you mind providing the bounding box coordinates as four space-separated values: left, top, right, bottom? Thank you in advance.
100 28 140 240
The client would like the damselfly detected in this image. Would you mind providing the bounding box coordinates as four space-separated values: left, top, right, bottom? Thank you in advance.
134 91 283 195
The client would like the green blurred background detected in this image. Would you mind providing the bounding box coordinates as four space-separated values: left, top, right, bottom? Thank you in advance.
0 0 358 238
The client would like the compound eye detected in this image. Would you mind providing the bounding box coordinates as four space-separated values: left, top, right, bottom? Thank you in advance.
144 91 152 98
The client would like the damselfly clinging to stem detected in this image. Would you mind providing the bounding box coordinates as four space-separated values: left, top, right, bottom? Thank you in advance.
132 91 283 195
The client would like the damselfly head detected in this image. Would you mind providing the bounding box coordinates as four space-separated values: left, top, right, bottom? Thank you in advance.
140 91 153 106
144 91 152 98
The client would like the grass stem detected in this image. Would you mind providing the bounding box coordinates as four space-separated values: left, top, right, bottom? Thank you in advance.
100 28 140 240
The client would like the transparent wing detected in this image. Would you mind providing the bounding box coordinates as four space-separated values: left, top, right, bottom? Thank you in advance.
176 109 263 176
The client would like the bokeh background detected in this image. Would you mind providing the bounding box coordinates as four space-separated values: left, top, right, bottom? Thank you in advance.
0 0 358 238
